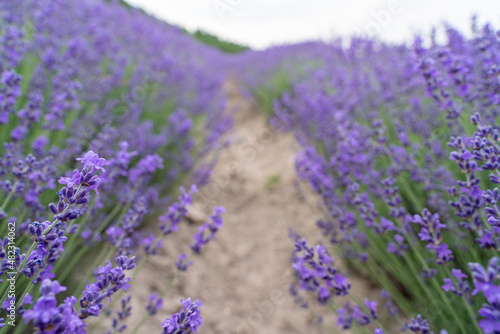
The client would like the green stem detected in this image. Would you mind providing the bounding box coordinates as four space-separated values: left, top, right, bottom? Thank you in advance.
129 316 149 334
14 278 34 310
74 245 113 299
52 201 101 274
0 241 36 306
160 271 181 298
0 180 17 212
400 235 471 333
95 204 123 234
58 246 88 283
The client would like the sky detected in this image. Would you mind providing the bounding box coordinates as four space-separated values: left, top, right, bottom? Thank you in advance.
126 0 500 49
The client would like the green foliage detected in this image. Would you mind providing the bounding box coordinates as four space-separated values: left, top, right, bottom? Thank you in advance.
265 173 281 190
191 30 249 53
111 1 249 53
253 71 292 117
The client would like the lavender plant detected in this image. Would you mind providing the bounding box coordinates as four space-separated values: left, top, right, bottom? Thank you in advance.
240 19 500 334
0 0 231 332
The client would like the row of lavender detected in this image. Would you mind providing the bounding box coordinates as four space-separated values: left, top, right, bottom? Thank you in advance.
238 22 500 333
0 0 231 332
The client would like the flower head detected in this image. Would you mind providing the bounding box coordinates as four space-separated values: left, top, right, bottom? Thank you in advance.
76 151 106 173
161 298 203 334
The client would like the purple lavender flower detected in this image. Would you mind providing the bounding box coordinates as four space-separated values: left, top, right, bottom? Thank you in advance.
176 254 193 272
442 269 470 296
468 257 500 333
337 302 354 330
22 220 68 280
353 304 370 325
408 314 431 333
61 296 85 333
421 267 438 280
1 296 14 311
413 209 453 264
190 206 225 253
161 298 203 334
111 295 132 333
19 293 33 316
59 151 106 198
364 298 378 320
24 293 60 329
381 290 398 316
23 279 85 333
477 286 500 334
469 257 499 295
79 256 135 319
413 209 446 244
289 284 308 308
142 233 163 255
147 293 163 315
77 151 107 172
159 185 198 235
0 70 22 123
387 234 408 257
128 154 163 183
290 236 351 305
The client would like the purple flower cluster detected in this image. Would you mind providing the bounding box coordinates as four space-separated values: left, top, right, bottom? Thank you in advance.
23 279 85 333
441 269 470 297
412 209 453 264
469 257 500 333
110 295 132 333
17 151 105 285
146 293 163 316
190 206 225 253
176 254 193 272
336 299 379 329
159 185 198 235
161 298 203 334
79 255 135 319
288 234 386 331
408 314 432 334
291 237 351 305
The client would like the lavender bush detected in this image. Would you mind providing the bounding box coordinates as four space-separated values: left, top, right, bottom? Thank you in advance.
0 0 231 332
239 20 500 334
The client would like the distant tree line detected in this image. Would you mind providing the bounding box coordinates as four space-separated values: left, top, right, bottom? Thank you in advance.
191 29 249 53
113 0 249 53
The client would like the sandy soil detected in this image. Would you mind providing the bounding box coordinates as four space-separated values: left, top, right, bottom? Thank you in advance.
119 80 377 334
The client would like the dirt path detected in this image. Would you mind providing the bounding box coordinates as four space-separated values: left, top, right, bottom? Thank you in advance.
124 80 374 334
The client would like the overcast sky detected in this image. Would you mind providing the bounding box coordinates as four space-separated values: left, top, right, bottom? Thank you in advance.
126 0 500 49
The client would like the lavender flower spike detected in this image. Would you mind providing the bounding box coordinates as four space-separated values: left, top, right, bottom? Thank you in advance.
76 151 107 172
161 298 203 334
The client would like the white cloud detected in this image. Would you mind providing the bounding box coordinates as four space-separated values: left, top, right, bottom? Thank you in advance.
126 0 500 49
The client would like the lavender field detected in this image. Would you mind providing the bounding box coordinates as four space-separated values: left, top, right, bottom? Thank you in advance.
0 0 499 333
